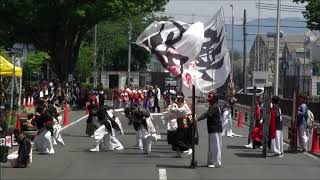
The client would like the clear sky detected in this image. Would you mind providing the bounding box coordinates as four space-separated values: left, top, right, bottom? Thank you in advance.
163 0 307 24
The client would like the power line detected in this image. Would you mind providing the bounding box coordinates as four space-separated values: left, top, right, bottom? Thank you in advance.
226 39 310 43
156 12 244 20
256 5 305 11
157 12 307 22
257 2 306 9
234 24 306 29
172 0 297 1
256 7 305 13
246 17 307 22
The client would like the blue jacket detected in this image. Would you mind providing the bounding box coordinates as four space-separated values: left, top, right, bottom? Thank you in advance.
297 103 308 128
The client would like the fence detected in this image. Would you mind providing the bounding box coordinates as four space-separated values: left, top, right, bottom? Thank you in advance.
234 93 320 123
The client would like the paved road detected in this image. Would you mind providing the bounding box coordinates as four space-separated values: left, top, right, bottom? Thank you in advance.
1 105 320 180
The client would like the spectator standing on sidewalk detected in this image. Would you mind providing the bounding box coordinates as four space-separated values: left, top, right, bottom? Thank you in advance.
153 85 161 113
197 91 222 168
297 95 309 152
269 96 284 157
112 87 120 109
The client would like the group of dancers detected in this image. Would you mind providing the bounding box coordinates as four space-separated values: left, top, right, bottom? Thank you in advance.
112 85 162 113
86 90 234 168
86 92 158 154
7 85 287 169
7 100 65 168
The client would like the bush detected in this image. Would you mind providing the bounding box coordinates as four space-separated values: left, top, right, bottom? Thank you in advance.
81 83 94 91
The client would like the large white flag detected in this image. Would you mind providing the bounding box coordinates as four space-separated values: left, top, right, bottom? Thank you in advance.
182 8 231 92
136 8 230 92
136 21 204 78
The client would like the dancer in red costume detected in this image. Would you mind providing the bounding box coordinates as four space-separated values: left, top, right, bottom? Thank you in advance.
245 96 263 148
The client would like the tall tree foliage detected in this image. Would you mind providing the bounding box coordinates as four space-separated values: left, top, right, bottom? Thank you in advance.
23 52 49 83
293 0 320 30
95 16 158 72
0 0 168 81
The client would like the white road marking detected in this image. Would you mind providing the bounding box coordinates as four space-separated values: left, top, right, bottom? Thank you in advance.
7 114 89 158
303 152 320 161
159 168 167 180
61 114 89 131
151 113 164 116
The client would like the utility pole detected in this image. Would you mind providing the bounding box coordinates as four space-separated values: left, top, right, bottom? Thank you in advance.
10 54 16 120
93 24 97 88
274 0 281 96
230 5 234 81
257 0 261 71
243 9 247 94
128 22 132 86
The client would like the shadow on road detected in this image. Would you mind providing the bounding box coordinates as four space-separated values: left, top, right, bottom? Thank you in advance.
62 134 89 138
234 152 264 158
156 164 191 169
227 145 249 150
0 165 12 168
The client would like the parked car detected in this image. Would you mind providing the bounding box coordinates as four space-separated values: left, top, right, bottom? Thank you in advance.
237 87 264 96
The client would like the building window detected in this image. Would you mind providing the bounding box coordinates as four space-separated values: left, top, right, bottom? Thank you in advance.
254 79 266 84
317 82 320 95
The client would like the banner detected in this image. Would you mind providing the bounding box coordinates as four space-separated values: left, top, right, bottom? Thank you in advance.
137 8 230 92
183 8 231 91
136 21 204 78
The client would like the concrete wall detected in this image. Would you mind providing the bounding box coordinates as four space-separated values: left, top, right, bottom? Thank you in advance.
100 71 139 89
311 76 320 96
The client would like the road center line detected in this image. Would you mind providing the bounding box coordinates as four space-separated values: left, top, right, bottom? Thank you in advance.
159 168 167 180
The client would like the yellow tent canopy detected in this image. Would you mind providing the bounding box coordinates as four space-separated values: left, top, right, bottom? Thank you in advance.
0 55 22 77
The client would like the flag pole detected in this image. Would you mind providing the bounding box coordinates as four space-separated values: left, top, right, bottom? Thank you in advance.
190 84 197 168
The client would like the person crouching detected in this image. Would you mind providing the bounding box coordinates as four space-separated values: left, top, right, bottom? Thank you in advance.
33 112 55 154
125 106 157 154
90 106 124 152
7 129 32 168
197 92 222 168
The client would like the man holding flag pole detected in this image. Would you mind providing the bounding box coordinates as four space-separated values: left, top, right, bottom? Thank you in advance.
136 7 230 168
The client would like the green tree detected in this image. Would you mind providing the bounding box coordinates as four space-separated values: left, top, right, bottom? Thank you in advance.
23 52 49 83
74 44 95 82
95 15 167 72
0 0 168 81
293 0 320 30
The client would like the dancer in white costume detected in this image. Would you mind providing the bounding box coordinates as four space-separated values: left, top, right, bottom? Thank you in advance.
90 106 124 152
46 104 65 146
33 111 55 154
125 106 157 154
32 104 57 154
221 103 241 137
52 115 64 145
169 93 193 158
161 96 178 145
